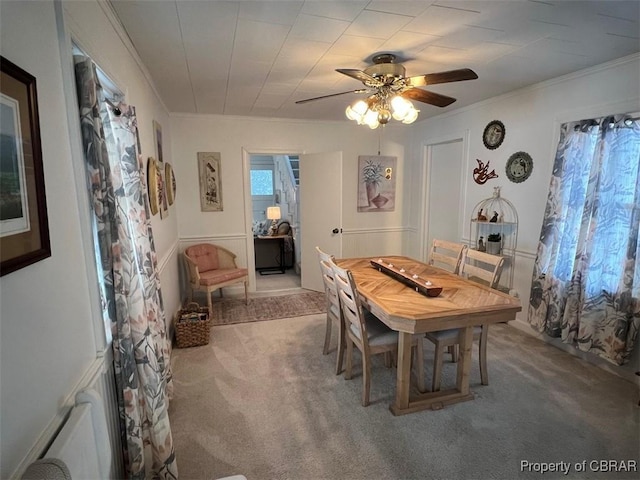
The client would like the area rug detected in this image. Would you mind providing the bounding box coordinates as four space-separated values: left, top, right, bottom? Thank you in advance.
211 291 326 325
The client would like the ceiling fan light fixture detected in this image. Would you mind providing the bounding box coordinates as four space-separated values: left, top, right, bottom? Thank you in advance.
363 109 380 129
346 100 368 121
301 54 478 127
378 109 392 124
402 107 419 124
391 96 412 120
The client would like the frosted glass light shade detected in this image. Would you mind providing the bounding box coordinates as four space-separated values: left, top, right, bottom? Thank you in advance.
391 96 411 120
346 95 418 128
345 100 368 121
402 107 419 124
363 109 379 129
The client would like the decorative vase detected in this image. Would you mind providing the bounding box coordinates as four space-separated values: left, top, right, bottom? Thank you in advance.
371 194 389 208
486 240 501 255
365 182 377 206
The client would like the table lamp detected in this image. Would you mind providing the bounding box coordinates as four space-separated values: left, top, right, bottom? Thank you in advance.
266 206 281 236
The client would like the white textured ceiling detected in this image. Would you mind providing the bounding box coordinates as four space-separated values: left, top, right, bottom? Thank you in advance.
109 0 640 122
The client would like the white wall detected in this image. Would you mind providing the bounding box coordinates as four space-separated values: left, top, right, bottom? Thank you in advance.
0 1 181 477
406 54 640 373
171 114 409 291
62 0 181 325
0 2 97 477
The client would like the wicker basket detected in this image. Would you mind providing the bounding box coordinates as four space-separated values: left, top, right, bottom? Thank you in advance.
175 302 211 348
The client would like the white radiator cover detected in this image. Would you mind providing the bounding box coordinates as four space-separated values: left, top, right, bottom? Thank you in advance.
20 352 124 480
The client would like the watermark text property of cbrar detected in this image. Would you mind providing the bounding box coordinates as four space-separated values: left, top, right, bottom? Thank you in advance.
520 459 637 475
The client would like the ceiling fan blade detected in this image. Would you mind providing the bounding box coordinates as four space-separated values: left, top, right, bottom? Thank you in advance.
405 68 478 87
295 89 368 104
336 68 379 85
402 88 457 107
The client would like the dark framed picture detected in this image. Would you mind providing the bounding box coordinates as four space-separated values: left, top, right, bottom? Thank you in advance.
0 56 50 276
482 120 505 150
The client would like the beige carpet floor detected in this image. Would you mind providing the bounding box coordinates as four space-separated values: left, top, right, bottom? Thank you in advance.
169 315 639 480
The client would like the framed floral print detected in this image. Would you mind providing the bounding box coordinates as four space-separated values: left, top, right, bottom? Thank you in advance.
198 152 223 211
357 155 396 212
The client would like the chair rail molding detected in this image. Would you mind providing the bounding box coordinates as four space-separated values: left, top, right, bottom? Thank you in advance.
157 239 179 275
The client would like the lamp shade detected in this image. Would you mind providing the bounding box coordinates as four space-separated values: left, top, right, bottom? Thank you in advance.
266 206 281 220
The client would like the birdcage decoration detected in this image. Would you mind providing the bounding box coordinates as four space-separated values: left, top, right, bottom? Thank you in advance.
470 186 518 290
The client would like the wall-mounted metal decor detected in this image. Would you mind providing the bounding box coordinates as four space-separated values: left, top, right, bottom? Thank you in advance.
482 120 505 150
473 159 499 185
505 151 533 183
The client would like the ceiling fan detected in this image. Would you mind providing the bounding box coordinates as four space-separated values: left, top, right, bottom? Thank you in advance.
295 53 478 128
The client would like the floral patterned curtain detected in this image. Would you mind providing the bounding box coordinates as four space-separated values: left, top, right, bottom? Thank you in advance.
74 56 177 479
529 116 640 365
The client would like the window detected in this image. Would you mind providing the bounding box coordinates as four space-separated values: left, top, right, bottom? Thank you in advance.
250 169 273 196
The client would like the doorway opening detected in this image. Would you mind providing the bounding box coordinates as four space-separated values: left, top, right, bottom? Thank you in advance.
248 153 301 293
421 136 466 260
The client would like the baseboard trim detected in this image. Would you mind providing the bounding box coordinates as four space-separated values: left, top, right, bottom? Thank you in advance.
508 318 638 383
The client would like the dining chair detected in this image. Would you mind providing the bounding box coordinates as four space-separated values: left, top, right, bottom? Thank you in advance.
425 248 505 392
316 246 345 375
330 258 426 406
428 239 467 274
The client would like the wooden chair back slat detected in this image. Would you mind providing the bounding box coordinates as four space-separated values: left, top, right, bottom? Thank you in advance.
459 248 504 289
428 239 466 274
332 261 366 340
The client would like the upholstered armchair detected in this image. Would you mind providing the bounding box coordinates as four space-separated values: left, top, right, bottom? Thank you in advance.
183 244 249 315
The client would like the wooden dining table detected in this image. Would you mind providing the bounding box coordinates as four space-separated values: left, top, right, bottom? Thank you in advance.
336 255 522 416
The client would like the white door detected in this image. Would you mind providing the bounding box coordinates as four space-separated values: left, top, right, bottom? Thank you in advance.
424 139 464 258
299 151 342 292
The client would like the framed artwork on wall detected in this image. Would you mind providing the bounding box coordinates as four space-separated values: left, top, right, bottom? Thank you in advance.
198 152 223 211
357 155 397 212
0 56 51 276
153 119 163 163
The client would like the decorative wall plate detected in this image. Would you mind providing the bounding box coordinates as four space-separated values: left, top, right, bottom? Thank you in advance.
482 120 505 150
505 151 533 183
165 162 176 205
147 157 159 215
